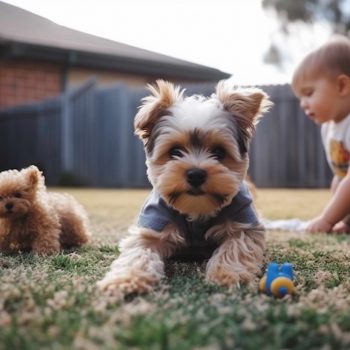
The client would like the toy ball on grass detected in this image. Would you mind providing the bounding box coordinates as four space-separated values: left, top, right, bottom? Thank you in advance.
259 262 294 298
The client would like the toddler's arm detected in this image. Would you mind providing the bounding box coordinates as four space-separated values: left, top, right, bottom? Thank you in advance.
306 172 350 233
331 176 340 194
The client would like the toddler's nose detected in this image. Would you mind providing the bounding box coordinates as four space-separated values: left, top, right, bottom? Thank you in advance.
300 99 308 110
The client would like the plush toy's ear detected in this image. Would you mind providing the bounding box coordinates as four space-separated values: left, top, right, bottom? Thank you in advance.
134 80 184 142
216 81 273 137
23 165 44 187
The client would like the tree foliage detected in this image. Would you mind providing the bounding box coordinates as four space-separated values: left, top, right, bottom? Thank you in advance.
262 0 350 66
263 0 350 34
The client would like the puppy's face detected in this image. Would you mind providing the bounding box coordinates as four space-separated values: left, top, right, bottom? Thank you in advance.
0 166 43 219
135 80 272 219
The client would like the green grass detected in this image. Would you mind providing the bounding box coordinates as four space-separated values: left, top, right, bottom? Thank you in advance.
1 188 350 349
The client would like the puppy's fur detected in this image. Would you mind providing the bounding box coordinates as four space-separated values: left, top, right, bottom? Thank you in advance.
0 166 90 254
98 80 272 295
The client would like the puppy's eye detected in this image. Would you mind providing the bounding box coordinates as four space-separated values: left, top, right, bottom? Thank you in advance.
14 192 22 198
169 147 184 159
211 147 226 161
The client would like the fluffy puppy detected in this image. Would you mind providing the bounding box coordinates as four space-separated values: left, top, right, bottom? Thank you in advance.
0 165 91 254
98 80 272 295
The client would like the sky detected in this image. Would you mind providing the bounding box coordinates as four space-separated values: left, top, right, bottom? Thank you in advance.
3 0 333 85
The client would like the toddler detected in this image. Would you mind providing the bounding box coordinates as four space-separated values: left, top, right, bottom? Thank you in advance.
292 36 350 233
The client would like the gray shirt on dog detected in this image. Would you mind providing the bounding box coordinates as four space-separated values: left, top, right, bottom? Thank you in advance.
138 182 259 259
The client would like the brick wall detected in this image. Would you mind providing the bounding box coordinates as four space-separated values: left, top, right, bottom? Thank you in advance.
0 60 62 109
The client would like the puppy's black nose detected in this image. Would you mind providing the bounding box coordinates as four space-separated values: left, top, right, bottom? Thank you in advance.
186 168 207 187
5 203 13 210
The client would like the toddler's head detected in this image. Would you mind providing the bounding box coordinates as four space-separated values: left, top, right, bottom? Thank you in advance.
292 36 350 124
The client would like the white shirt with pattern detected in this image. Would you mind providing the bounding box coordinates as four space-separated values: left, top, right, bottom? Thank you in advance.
321 113 350 179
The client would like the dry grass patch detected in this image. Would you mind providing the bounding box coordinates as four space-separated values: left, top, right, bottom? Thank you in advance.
1 188 350 350
255 188 331 219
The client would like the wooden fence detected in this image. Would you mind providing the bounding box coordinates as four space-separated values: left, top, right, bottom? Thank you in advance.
0 79 332 188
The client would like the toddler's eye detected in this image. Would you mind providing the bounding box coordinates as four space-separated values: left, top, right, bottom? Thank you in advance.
304 89 313 97
0 196 3 201
14 192 22 198
211 147 226 161
169 147 184 159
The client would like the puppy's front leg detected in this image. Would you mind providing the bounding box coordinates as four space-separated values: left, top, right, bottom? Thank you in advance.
98 247 164 295
97 225 182 295
205 224 265 287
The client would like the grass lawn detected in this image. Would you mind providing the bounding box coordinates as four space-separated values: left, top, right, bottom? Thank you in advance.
1 188 350 350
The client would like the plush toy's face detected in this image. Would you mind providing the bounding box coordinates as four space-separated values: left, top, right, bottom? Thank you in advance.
135 80 271 219
0 166 42 219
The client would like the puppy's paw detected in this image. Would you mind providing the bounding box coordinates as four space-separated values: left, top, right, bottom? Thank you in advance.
97 270 159 296
206 266 254 287
206 267 239 287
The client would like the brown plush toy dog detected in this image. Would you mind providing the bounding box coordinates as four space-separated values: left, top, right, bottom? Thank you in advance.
0 166 91 254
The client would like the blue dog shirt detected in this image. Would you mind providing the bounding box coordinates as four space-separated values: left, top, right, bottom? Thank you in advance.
138 182 259 260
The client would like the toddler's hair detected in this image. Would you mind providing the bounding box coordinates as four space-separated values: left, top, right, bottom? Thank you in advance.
292 35 350 90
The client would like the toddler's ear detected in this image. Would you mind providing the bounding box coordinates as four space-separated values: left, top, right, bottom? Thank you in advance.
23 165 43 187
134 80 184 142
337 74 350 96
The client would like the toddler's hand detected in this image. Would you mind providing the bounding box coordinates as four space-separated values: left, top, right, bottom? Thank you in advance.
306 216 332 233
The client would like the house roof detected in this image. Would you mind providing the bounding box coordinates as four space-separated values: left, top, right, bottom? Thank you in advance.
0 1 230 81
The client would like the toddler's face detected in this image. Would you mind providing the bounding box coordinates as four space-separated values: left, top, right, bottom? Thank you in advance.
295 76 343 124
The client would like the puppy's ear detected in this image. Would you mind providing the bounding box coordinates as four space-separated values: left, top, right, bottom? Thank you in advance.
23 165 44 187
134 80 184 141
216 81 272 137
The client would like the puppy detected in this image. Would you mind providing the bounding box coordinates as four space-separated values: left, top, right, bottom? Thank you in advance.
98 80 272 294
0 165 90 254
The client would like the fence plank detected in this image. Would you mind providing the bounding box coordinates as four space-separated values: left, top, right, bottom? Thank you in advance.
0 82 332 188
